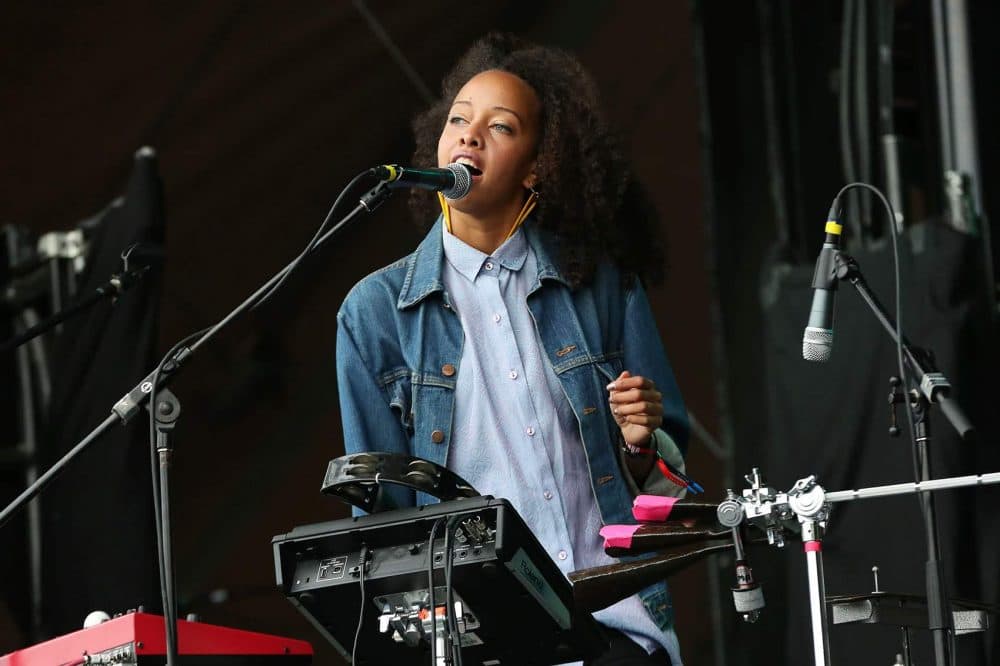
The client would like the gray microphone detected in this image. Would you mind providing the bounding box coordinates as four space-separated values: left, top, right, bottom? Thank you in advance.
370 163 472 200
802 201 844 362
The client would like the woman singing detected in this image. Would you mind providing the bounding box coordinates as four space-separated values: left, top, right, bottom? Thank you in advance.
336 33 690 665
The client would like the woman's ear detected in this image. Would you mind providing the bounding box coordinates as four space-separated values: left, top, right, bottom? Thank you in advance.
522 163 538 190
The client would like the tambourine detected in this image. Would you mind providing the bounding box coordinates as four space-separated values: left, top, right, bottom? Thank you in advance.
321 452 479 513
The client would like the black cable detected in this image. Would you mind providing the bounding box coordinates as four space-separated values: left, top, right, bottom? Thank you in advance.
249 169 373 312
143 167 376 661
842 183 963 666
427 518 445 666
440 517 454 665
352 543 369 664
147 327 210 661
444 516 463 666
832 183 909 438
441 516 455 666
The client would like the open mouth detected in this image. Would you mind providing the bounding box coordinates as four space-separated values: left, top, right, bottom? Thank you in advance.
451 156 483 177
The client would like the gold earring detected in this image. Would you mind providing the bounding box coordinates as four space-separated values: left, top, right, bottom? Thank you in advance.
504 187 539 241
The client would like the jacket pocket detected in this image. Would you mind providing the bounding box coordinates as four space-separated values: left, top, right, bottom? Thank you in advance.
593 354 625 383
381 368 414 434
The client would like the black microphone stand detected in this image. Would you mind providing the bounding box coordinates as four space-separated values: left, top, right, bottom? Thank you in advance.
831 250 974 666
0 181 394 664
0 266 151 354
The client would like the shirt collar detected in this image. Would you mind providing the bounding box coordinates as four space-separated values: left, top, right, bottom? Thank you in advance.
398 217 568 310
441 222 528 282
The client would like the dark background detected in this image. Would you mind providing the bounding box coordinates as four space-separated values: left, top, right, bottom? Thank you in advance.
1 1 996 665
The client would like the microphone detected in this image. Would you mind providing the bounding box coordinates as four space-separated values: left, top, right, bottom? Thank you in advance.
802 199 844 362
371 163 472 200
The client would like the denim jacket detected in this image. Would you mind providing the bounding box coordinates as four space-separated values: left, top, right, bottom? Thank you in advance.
336 218 690 635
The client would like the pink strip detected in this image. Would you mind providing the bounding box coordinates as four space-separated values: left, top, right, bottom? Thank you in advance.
632 495 680 522
804 542 822 552
599 524 641 549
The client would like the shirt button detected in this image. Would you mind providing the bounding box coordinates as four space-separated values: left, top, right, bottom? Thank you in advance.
526 426 535 436
484 261 494 271
493 313 501 323
557 550 568 561
543 491 553 500
508 370 518 380
431 430 445 443
441 363 456 377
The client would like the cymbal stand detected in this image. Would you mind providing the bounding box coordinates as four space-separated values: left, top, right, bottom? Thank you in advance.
721 468 1000 666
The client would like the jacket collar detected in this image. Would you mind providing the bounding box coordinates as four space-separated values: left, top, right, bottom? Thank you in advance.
397 217 570 310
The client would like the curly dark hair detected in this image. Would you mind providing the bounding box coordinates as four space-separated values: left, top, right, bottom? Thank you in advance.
409 33 665 287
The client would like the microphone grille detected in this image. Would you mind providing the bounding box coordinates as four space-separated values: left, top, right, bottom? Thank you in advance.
802 327 833 362
442 163 472 200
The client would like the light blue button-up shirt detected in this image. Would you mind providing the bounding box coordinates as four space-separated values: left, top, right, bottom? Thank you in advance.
441 225 680 663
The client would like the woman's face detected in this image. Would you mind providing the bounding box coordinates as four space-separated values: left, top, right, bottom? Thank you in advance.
437 69 541 217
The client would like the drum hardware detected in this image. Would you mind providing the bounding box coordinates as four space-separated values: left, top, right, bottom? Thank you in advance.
826 564 999 666
719 467 1000 666
726 507 764 623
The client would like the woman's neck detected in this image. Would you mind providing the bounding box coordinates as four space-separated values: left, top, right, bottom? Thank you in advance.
448 198 525 254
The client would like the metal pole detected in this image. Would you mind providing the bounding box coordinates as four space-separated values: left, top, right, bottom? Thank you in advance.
802 520 831 666
826 472 1000 503
943 0 995 313
13 314 43 639
930 0 955 174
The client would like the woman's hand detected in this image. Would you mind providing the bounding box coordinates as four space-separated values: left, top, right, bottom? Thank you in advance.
607 370 663 447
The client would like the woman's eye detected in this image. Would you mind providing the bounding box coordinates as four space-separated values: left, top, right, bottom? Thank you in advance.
491 123 513 134
449 116 468 125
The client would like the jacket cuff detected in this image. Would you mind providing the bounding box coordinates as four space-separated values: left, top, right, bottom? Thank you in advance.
620 429 688 499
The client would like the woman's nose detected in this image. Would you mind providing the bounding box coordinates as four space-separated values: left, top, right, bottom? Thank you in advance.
459 124 482 147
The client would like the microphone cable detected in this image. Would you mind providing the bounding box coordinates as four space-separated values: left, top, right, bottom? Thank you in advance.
443 515 463 666
830 183 911 455
352 543 370 664
248 168 375 312
142 167 380 662
427 517 446 666
146 325 210 663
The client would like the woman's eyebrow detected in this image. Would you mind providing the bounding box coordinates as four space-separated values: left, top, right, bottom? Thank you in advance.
492 106 522 122
451 100 522 122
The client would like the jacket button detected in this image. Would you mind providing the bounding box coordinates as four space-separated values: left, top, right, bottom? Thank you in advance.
431 429 445 443
442 364 456 377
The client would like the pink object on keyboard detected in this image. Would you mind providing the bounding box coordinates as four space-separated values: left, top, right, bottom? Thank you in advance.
632 495 680 522
599 524 641 549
